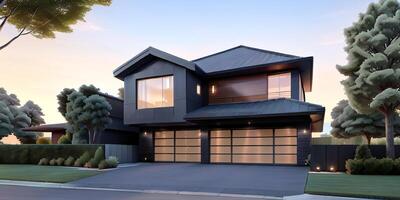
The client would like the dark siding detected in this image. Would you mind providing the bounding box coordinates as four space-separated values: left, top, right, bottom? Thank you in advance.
123 59 188 125
97 130 139 145
297 126 311 165
200 129 210 163
186 71 205 112
291 70 300 100
139 132 154 162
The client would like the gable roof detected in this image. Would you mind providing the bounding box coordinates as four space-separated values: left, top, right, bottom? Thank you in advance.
185 98 325 132
113 47 197 80
192 45 300 73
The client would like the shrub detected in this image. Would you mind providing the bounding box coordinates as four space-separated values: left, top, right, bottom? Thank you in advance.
98 160 108 169
84 158 98 168
355 145 372 160
93 146 104 163
393 158 400 175
56 157 65 166
74 151 91 167
57 133 72 144
363 158 380 174
105 156 119 168
49 158 56 166
36 137 51 144
0 144 102 164
345 159 363 174
64 156 75 166
38 158 49 165
380 158 393 175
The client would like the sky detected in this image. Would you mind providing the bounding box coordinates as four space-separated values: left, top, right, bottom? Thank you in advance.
0 0 376 137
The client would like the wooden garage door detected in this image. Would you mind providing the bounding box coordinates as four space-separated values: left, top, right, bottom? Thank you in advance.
210 128 297 164
154 130 201 162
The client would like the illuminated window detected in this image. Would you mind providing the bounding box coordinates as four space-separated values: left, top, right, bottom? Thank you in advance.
196 84 201 95
268 73 291 99
137 76 174 109
211 85 216 94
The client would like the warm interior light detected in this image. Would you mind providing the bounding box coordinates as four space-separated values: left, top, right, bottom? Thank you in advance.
211 85 216 94
196 84 201 95
330 166 335 172
316 166 320 171
144 132 147 136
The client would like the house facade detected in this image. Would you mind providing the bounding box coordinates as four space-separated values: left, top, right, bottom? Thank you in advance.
114 45 325 165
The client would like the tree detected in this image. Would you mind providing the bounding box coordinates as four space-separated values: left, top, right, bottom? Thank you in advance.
331 100 400 144
21 100 45 126
337 0 400 158
57 88 75 117
118 87 124 99
0 0 111 51
0 87 19 106
78 94 111 144
0 101 13 137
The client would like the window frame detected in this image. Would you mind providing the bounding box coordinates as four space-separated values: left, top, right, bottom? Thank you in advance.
136 75 174 110
267 72 291 99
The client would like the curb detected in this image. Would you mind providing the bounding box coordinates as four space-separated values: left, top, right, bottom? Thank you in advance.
0 180 282 199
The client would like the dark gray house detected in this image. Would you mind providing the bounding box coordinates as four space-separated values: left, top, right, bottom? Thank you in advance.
114 45 325 165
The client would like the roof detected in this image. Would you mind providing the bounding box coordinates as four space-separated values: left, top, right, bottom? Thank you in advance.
185 98 325 132
113 47 197 80
192 45 299 73
22 123 67 132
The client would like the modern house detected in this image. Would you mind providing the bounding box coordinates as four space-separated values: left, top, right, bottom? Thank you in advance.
113 45 325 165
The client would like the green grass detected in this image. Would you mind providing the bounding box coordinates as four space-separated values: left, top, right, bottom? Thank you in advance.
306 172 400 199
0 165 102 183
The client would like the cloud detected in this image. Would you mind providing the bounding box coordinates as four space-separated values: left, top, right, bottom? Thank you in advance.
74 21 103 32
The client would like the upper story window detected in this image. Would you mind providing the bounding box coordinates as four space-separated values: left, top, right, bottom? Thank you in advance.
268 73 291 99
137 75 174 109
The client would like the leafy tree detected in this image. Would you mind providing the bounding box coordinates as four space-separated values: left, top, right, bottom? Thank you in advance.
21 100 45 126
0 87 19 106
337 0 400 158
79 84 100 97
118 87 124 99
78 94 111 144
331 100 400 144
57 88 75 117
0 0 111 51
0 101 13 137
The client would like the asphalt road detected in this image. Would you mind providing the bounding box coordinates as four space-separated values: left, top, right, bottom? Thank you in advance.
0 185 279 200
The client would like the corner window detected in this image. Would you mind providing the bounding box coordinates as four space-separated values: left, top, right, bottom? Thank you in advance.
137 76 174 109
196 84 201 95
268 73 291 99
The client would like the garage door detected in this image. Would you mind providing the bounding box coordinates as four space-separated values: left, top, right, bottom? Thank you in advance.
210 128 297 164
154 130 201 162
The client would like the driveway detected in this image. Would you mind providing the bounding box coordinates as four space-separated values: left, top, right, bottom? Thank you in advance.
71 163 308 197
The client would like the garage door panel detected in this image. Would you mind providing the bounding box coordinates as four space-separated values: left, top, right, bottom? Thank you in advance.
175 154 200 162
274 146 297 154
211 138 231 145
232 129 273 137
155 139 174 146
155 131 174 138
233 137 272 145
275 155 297 164
175 146 201 154
233 146 273 154
176 130 200 138
155 146 174 154
155 154 174 162
175 138 200 146
210 130 231 138
211 146 231 154
232 155 273 164
211 155 231 163
275 137 297 145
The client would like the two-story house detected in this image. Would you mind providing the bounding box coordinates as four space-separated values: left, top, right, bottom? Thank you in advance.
113 45 325 165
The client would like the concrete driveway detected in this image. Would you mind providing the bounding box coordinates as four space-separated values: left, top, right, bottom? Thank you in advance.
71 163 308 197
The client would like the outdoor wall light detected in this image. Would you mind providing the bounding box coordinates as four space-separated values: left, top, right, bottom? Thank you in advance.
303 129 307 134
247 121 251 125
330 166 335 172
144 132 147 136
144 157 147 161
316 166 320 171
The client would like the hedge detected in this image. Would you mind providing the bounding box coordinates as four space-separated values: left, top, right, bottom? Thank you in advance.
0 144 104 164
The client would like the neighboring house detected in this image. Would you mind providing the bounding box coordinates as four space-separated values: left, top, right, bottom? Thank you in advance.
113 45 325 165
23 93 138 144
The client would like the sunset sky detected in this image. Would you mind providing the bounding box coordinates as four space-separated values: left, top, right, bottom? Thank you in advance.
0 0 376 136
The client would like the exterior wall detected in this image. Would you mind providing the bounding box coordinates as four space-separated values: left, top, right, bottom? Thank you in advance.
96 130 139 145
290 70 300 100
51 131 66 144
296 125 311 165
123 59 189 125
138 131 154 162
105 144 138 163
186 71 206 112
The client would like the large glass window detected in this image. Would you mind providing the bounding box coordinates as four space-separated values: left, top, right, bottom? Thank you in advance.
137 76 174 109
268 73 291 99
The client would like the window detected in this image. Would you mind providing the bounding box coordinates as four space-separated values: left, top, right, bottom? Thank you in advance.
268 73 291 99
137 76 174 109
196 84 201 95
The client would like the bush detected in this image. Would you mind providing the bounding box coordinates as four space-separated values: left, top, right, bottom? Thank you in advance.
346 159 363 174
38 158 49 165
355 145 372 160
57 133 72 144
49 158 56 166
93 147 104 163
84 158 98 168
56 157 65 166
74 151 91 167
64 156 75 166
0 144 102 164
380 158 393 175
393 158 400 175
36 137 51 144
98 160 108 169
98 156 119 170
363 158 380 174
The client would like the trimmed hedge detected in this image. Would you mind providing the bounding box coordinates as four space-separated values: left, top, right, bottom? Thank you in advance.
0 144 103 164
346 158 400 175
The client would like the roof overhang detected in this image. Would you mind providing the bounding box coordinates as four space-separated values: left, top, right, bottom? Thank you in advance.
204 57 313 92
22 123 67 132
113 47 199 80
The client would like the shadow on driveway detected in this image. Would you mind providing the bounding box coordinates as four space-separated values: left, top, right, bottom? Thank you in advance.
70 163 308 197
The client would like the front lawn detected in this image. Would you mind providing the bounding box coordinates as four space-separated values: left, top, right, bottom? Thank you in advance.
0 165 102 183
305 172 400 199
